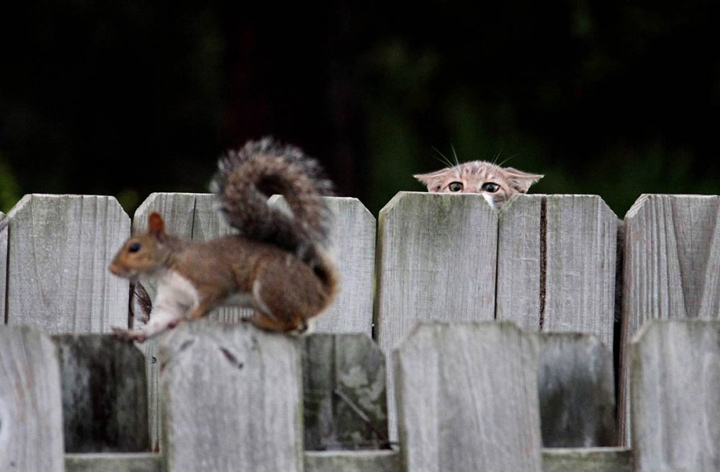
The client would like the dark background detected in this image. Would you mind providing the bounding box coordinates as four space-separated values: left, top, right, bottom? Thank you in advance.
1 0 718 217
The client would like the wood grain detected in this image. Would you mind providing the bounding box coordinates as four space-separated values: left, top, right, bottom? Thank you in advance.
497 195 617 350
496 194 543 330
0 326 65 471
160 321 304 472
542 448 633 472
65 453 161 472
303 334 388 451
394 321 543 472
543 195 617 351
305 450 400 472
631 320 720 471
4 195 130 333
312 197 375 335
376 192 498 441
538 333 616 447
619 194 720 444
53 334 149 453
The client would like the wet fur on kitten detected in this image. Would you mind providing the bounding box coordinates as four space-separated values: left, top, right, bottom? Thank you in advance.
414 160 543 210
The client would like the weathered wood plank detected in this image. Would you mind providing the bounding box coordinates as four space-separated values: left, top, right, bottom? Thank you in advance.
619 194 720 443
394 321 542 472
631 320 720 471
376 192 498 339
496 194 543 331
5 194 130 333
160 321 304 472
303 334 388 451
65 451 400 472
0 326 65 471
538 333 616 447
1 211 7 324
542 448 633 472
65 453 161 472
313 197 375 334
544 195 617 350
53 334 149 453
131 192 210 450
135 193 375 448
376 192 498 440
305 450 400 472
498 195 617 350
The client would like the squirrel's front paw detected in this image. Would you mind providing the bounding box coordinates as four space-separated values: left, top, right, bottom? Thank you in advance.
112 327 147 344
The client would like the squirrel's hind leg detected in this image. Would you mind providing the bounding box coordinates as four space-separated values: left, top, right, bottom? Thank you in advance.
246 311 303 333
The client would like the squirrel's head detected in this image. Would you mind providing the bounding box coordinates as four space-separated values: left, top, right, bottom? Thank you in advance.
109 212 172 279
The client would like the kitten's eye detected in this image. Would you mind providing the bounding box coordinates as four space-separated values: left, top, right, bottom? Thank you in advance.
129 242 141 253
482 182 500 193
448 182 464 192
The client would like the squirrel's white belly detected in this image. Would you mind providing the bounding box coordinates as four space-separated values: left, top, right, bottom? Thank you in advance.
155 270 201 312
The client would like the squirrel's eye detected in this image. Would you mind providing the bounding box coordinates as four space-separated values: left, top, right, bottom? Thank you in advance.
482 182 500 193
448 182 463 192
129 242 141 253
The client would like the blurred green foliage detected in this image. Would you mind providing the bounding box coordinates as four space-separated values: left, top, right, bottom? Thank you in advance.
0 155 20 212
0 0 718 218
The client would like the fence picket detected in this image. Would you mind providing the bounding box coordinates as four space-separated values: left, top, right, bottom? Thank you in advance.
303 334 388 451
544 196 617 349
0 326 65 471
631 320 720 471
394 321 543 472
313 197 376 334
376 192 498 439
538 333 616 447
53 334 149 453
496 195 543 331
620 194 720 443
497 195 617 352
4 195 130 333
160 321 304 472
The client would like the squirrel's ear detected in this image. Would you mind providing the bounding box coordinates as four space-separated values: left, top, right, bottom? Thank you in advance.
148 212 166 240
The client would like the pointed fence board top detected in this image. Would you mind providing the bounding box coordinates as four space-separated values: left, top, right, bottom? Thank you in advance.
160 321 304 472
497 194 617 350
136 193 375 332
0 326 65 472
631 320 720 472
376 192 498 351
620 194 720 443
4 195 130 334
624 194 720 330
394 321 543 472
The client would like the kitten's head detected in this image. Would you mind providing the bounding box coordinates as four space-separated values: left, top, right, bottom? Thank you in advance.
414 161 543 209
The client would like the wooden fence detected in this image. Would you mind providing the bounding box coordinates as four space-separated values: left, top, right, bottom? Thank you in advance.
1 191 720 471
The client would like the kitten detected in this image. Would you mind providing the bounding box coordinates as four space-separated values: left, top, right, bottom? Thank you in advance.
414 161 543 210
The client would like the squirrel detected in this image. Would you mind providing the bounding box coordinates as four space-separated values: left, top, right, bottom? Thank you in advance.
109 138 338 342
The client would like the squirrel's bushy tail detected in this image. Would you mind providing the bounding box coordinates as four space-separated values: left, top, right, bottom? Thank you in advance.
209 138 334 273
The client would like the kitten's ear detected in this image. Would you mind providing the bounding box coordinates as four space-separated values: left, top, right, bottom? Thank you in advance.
414 169 449 192
503 168 544 193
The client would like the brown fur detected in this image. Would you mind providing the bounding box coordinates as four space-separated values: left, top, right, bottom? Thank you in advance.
109 138 337 341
